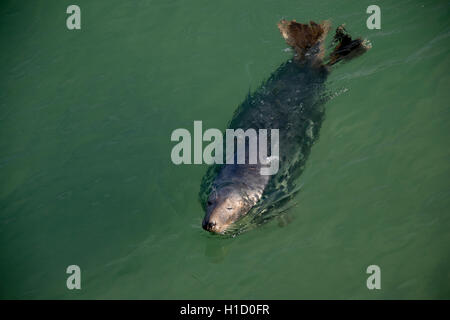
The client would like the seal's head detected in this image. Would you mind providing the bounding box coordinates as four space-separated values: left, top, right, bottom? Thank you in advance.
202 185 250 234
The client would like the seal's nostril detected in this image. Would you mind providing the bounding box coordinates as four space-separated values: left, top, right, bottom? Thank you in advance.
202 220 216 231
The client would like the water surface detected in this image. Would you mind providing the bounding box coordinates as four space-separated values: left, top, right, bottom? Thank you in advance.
0 0 449 299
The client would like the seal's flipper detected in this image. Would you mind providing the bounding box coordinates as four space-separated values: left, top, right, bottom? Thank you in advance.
278 20 330 65
326 25 371 66
277 211 295 228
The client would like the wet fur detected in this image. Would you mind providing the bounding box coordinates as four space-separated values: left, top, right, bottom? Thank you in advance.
200 20 370 234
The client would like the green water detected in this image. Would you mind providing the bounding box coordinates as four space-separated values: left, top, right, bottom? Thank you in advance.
1 0 449 299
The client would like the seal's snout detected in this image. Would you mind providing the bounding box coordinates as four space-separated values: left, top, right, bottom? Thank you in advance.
202 186 249 234
202 219 216 232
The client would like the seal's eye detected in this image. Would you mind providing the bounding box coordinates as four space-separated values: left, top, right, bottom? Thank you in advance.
227 207 233 211
207 201 212 206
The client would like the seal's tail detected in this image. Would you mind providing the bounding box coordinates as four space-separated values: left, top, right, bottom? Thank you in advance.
278 20 370 67
326 25 371 66
278 20 330 66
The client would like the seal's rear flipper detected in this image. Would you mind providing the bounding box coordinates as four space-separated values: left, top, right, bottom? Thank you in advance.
278 20 330 66
326 25 371 66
